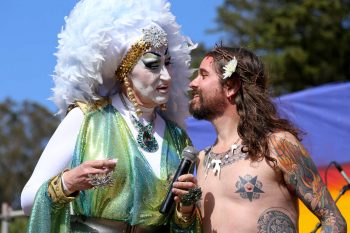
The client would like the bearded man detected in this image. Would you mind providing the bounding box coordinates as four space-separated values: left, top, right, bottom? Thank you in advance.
189 46 346 233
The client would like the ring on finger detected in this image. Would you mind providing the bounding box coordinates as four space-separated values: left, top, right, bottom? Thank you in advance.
88 171 114 188
181 186 202 206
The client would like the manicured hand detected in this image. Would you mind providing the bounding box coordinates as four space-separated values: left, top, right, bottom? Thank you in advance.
62 159 117 194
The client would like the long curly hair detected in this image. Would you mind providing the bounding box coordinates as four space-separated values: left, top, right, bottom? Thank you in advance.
206 46 301 163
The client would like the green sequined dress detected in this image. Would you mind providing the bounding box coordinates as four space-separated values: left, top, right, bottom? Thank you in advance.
27 104 201 233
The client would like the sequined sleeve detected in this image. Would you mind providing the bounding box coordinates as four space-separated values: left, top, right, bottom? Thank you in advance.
27 181 72 233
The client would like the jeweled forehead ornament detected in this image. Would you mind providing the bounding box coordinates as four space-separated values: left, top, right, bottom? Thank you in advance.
115 24 168 116
142 25 168 49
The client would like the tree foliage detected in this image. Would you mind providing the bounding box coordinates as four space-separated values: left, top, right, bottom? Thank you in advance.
215 0 350 94
190 43 208 79
0 98 59 209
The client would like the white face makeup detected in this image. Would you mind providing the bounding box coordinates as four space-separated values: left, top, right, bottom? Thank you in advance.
129 47 172 108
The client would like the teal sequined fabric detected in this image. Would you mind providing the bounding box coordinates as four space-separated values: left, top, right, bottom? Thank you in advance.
71 104 190 226
27 104 200 233
27 182 72 233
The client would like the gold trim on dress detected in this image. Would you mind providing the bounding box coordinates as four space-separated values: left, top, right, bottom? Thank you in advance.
48 170 79 204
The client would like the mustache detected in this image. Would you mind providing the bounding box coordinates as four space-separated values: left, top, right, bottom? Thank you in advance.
187 88 201 99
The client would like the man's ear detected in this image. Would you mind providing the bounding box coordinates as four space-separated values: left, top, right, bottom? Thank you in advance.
224 79 241 99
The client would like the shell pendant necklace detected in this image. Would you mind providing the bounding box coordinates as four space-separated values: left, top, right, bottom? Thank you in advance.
205 137 246 179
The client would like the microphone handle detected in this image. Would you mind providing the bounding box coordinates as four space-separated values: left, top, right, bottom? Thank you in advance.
159 158 193 214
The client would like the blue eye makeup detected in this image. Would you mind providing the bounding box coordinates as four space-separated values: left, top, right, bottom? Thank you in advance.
142 53 160 70
143 60 160 69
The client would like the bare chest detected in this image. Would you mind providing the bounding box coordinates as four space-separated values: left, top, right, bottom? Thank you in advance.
198 147 278 197
197 150 298 232
198 155 279 203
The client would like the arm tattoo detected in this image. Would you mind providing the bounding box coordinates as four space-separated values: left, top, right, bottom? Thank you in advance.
235 174 264 201
258 208 296 233
271 136 347 232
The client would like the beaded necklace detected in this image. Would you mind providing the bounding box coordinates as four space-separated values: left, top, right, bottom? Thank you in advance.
119 93 159 152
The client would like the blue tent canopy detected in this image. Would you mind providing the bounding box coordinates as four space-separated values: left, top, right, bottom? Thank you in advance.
186 82 350 166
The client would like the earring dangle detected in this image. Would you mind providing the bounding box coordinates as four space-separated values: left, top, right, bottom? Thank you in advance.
123 76 142 116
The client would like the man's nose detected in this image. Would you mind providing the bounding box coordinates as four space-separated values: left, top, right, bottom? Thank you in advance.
189 76 199 88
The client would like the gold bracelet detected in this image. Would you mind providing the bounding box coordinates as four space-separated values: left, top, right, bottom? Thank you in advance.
48 170 79 204
173 203 196 228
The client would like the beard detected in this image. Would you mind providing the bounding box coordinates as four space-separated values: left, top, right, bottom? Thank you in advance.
189 89 227 120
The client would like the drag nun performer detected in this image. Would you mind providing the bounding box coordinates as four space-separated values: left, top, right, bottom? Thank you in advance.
21 0 201 232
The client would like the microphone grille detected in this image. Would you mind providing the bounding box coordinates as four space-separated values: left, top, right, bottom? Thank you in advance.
182 146 198 162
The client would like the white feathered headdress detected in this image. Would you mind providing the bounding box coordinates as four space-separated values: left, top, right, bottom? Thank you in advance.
51 0 195 128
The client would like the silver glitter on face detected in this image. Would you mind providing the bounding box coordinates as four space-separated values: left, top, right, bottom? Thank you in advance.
142 25 168 49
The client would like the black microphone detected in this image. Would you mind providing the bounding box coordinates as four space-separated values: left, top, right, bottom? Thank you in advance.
159 146 198 215
333 161 350 184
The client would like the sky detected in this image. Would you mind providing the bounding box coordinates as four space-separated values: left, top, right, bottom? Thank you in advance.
0 0 224 111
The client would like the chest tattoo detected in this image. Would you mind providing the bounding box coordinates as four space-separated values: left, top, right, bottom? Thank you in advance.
235 174 264 201
257 209 296 233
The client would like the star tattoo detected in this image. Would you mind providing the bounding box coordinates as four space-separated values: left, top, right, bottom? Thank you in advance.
235 174 264 201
